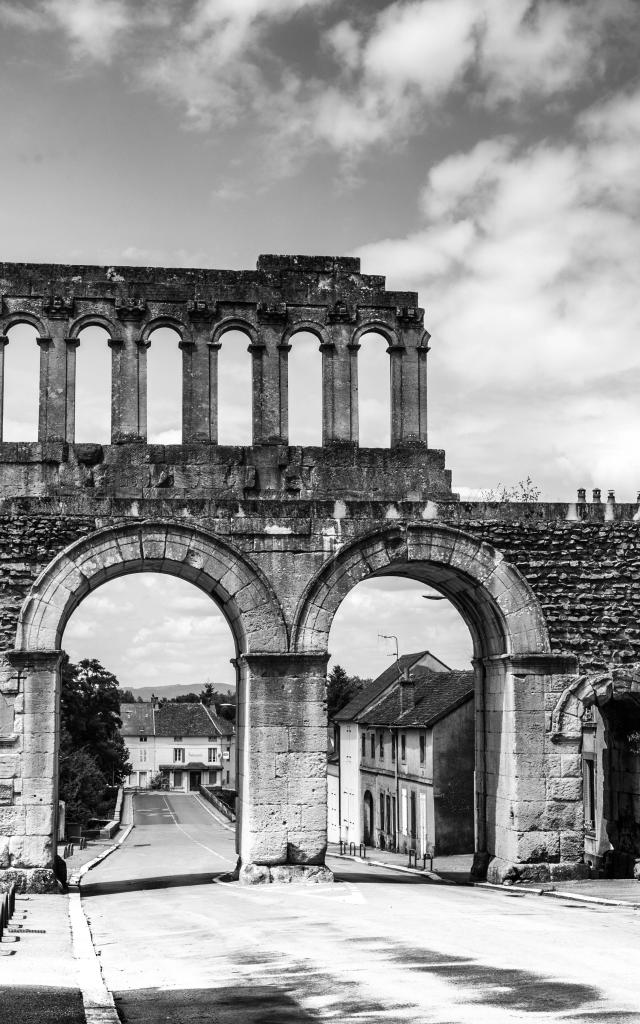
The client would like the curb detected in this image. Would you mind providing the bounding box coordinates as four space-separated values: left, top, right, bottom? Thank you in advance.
473 881 640 909
69 893 120 1024
327 851 447 883
69 823 134 888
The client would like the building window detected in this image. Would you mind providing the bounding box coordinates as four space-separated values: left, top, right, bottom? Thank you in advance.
379 793 385 831
139 748 147 764
208 736 216 742
401 734 406 762
139 735 147 742
208 747 218 763
173 747 185 763
379 733 384 759
361 733 366 758
370 733 375 759
391 734 396 762
401 787 408 835
174 771 183 788
419 735 425 765
226 770 230 784
173 735 183 742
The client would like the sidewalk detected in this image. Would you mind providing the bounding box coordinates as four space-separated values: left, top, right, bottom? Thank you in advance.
327 841 473 883
0 893 85 1023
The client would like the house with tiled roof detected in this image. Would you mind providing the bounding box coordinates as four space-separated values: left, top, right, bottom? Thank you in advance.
333 652 474 857
120 700 235 794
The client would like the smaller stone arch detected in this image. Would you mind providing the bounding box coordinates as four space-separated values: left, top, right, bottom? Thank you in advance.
140 316 188 346
351 321 399 349
68 313 124 343
212 317 258 348
1 311 49 337
550 666 640 741
292 523 551 660
15 520 288 656
283 321 328 348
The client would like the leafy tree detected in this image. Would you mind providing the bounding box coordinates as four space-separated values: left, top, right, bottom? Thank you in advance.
327 665 368 720
58 656 131 824
171 692 201 703
119 688 137 704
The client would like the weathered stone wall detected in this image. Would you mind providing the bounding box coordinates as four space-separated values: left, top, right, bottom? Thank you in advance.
0 256 638 889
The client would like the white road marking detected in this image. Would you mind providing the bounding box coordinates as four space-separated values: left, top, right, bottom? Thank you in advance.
161 795 235 865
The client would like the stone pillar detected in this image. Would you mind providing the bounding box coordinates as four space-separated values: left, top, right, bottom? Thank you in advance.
389 327 429 447
0 651 62 892
321 324 358 444
236 652 332 883
181 329 219 443
480 653 584 883
0 336 7 442
250 312 289 445
109 323 149 443
37 324 75 442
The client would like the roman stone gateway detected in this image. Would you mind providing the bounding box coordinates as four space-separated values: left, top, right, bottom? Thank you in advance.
0 255 639 890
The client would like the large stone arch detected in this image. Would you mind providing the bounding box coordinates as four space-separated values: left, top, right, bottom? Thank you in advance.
292 523 551 659
292 523 583 884
16 520 288 655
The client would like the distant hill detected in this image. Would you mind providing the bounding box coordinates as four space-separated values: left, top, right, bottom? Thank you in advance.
124 683 235 702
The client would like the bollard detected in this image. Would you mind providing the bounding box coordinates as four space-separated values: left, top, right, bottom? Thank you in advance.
408 849 417 868
8 885 15 918
349 842 356 857
359 843 366 859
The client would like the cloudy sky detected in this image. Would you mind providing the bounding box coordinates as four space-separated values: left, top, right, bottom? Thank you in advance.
1 0 639 688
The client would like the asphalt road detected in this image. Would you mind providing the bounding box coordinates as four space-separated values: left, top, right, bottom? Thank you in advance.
81 793 640 1023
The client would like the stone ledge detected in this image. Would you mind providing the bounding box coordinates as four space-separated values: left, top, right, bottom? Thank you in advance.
486 855 590 885
0 866 59 893
239 862 334 885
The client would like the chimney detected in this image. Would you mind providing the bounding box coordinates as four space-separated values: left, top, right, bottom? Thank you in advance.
399 668 415 714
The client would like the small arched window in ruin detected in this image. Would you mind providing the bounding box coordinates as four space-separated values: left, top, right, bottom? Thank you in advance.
3 323 40 441
287 330 322 446
357 330 391 447
147 326 182 443
74 326 111 443
217 328 252 446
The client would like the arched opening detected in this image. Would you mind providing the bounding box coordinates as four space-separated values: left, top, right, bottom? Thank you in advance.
363 790 374 846
288 330 322 446
582 693 640 878
358 331 391 447
74 326 111 443
3 323 40 441
147 326 182 443
298 524 560 882
62 572 237 802
217 328 252 445
328 571 475 866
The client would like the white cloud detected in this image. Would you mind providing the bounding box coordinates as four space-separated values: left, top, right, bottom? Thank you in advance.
354 85 640 499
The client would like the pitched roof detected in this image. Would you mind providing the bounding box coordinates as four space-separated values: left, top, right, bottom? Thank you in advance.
363 668 473 729
119 701 234 738
334 651 450 723
120 703 154 734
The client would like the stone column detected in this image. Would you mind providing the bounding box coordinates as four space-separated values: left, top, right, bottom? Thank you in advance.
65 338 79 444
321 323 358 444
389 324 429 447
181 327 219 444
110 322 149 443
236 652 332 882
481 653 583 883
0 650 63 892
37 323 75 442
0 335 8 442
249 306 289 445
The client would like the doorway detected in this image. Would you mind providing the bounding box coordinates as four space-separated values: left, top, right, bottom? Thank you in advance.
189 771 202 791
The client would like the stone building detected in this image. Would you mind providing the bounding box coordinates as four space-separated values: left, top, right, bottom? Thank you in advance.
2 255 640 889
335 653 474 856
120 701 235 792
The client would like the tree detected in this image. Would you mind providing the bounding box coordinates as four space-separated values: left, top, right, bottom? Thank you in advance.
58 656 131 824
119 688 137 704
327 665 368 720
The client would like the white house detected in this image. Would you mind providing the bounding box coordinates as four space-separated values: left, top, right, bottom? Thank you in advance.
121 700 235 793
334 651 475 857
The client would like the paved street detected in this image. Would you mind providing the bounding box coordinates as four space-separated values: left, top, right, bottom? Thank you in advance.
79 792 640 1023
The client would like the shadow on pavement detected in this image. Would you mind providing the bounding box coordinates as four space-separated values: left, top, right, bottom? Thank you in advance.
0 985 85 1023
81 870 230 897
331 868 433 885
114 984 416 1024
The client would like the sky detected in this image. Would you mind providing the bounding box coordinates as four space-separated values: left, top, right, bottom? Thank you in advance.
2 0 639 688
